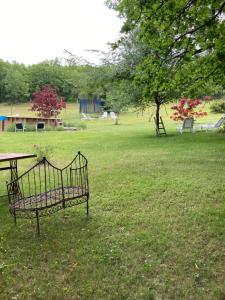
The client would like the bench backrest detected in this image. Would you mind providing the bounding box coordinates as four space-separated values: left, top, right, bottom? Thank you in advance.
36 122 45 130
182 117 194 129
214 117 225 128
15 123 24 131
7 152 88 210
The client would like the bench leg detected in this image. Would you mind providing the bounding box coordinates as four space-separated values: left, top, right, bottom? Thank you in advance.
36 210 40 236
86 194 89 216
13 211 17 226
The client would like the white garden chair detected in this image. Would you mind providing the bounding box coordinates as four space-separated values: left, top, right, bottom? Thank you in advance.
110 112 117 120
99 111 108 119
36 122 45 131
177 117 194 134
199 116 225 131
81 113 96 121
15 123 25 132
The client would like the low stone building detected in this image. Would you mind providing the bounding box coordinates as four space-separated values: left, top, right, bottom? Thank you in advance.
0 115 63 132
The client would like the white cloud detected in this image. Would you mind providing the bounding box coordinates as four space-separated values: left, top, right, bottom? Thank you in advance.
0 0 123 65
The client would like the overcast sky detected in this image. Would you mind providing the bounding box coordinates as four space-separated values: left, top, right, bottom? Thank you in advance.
0 0 123 65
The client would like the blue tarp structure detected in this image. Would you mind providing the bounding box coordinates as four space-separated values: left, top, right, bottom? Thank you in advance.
0 116 7 121
79 97 103 114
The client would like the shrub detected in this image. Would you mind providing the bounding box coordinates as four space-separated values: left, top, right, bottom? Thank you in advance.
55 126 65 131
37 125 64 131
170 98 207 121
43 125 52 131
31 85 66 118
210 100 225 113
24 124 36 132
6 123 36 132
33 144 54 162
6 124 17 132
63 121 87 129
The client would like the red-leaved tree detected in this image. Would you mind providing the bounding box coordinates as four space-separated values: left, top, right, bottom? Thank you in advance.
31 85 66 118
170 98 207 121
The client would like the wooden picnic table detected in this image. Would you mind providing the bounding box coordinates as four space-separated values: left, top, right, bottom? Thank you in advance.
0 153 37 196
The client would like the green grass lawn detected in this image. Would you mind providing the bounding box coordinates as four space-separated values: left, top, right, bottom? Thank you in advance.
0 103 225 299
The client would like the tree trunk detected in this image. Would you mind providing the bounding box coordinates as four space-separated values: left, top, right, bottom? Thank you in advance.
114 112 119 125
154 92 161 136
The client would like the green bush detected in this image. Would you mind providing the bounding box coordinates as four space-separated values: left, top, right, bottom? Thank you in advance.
24 124 36 132
6 124 17 132
33 144 54 162
63 121 87 129
36 125 64 131
210 100 225 113
55 126 64 131
44 125 53 131
6 123 35 132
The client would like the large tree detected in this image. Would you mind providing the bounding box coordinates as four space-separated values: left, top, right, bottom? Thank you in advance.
106 0 225 133
0 60 10 102
3 67 30 104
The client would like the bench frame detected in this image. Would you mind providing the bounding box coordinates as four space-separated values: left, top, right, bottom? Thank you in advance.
7 152 89 236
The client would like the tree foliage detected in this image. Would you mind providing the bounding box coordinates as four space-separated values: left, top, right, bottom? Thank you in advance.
3 66 29 103
210 99 225 113
170 98 207 121
31 85 66 118
106 0 225 132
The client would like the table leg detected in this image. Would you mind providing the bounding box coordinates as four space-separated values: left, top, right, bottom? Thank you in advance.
0 161 18 198
9 160 21 196
10 160 18 181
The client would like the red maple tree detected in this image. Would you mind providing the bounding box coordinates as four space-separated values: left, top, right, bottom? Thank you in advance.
170 98 207 121
31 85 66 118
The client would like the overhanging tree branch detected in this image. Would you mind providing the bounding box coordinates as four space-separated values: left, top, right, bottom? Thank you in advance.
174 1 225 43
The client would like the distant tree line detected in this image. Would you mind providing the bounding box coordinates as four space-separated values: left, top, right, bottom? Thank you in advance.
0 53 139 118
0 58 114 105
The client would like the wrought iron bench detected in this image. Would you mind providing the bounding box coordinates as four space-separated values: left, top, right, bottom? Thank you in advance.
7 152 89 236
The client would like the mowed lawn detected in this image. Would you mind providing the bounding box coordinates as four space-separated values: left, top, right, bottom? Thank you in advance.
0 103 225 299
